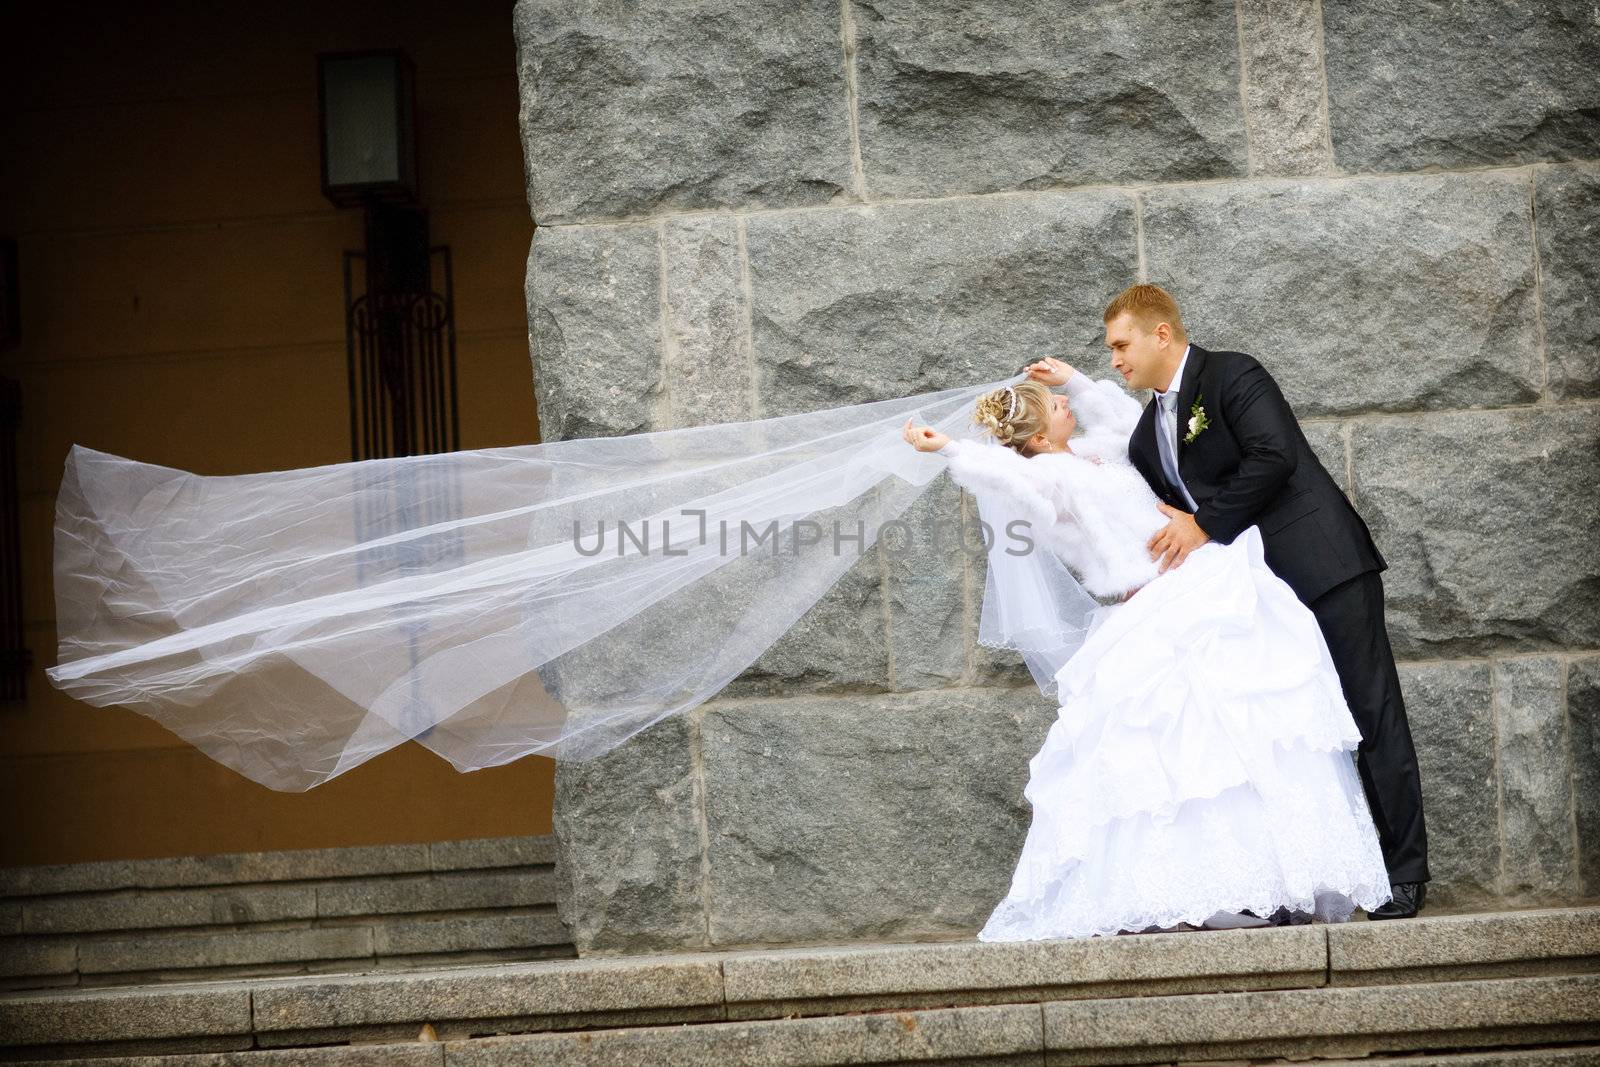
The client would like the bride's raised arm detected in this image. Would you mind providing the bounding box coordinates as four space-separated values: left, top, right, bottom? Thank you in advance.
1057 369 1143 439
937 436 1061 534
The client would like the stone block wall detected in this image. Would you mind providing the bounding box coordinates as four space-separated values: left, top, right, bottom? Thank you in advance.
513 0 1600 953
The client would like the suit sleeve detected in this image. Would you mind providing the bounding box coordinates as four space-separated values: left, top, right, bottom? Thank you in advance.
1193 356 1299 544
938 438 1059 533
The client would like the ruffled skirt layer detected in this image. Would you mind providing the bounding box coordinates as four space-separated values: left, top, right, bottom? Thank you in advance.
977 526 1393 941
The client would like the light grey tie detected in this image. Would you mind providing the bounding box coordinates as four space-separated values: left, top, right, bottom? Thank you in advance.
1156 389 1183 494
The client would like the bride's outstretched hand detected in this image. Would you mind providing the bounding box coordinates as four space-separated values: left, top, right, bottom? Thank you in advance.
1022 356 1074 387
903 417 949 453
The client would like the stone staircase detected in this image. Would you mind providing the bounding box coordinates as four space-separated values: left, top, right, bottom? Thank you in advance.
0 836 571 992
0 903 1595 1064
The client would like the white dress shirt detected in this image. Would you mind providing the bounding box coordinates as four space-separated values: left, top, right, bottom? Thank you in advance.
1153 344 1200 512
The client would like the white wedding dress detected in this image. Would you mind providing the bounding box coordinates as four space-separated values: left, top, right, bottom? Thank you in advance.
938 373 1393 940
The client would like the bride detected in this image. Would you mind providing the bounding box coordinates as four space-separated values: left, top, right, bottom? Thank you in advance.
903 357 1393 939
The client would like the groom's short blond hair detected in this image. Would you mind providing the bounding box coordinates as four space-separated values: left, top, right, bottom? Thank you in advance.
1104 284 1187 341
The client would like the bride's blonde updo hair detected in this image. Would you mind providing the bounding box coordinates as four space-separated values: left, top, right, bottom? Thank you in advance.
972 380 1053 456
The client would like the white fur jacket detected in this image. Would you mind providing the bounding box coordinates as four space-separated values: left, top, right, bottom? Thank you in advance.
937 372 1169 599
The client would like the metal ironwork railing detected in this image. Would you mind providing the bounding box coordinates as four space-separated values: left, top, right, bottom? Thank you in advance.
340 245 465 727
342 245 459 463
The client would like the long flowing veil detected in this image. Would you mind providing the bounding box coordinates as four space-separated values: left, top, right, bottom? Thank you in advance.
45 370 1099 791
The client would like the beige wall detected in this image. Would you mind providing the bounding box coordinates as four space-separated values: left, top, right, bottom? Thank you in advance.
0 2 555 866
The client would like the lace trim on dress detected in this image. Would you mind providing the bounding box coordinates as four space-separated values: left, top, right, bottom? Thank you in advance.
978 735 1395 941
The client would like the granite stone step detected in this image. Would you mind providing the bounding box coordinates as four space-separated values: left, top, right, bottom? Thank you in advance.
0 837 555 899
4 981 1599 1065
1037 973 1600 1065
9 1043 1600 1067
8 1036 1600 1067
0 906 1592 1062
11 867 558 939
2 911 575 990
39 991 1600 1067
0 838 570 991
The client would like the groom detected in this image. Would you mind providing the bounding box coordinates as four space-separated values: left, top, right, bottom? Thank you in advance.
1097 283 1429 921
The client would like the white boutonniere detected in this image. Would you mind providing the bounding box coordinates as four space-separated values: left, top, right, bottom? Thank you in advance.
1183 398 1210 444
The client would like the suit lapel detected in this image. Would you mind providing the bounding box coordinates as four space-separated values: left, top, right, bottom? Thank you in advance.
1173 343 1208 466
1130 398 1164 494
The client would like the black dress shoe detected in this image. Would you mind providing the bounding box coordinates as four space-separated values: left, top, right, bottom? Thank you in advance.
1119 922 1202 934
1367 881 1427 920
1265 905 1314 926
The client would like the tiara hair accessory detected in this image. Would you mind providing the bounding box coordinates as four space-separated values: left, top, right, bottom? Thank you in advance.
1004 386 1018 422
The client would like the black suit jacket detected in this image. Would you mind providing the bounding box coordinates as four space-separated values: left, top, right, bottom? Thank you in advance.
1127 342 1385 605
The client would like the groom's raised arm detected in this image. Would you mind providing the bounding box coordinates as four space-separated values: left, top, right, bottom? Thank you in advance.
1194 357 1299 544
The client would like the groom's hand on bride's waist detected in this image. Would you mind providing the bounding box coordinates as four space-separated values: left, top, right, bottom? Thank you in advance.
1148 503 1211 573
